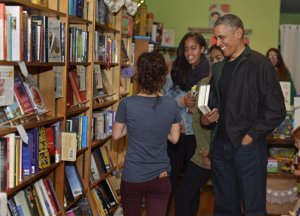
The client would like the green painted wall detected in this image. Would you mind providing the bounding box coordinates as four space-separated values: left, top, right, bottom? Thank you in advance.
147 0 280 54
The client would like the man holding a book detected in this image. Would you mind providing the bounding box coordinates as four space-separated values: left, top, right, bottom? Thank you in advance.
201 14 286 216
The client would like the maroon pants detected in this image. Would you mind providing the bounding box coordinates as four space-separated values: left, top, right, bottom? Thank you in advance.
121 176 171 216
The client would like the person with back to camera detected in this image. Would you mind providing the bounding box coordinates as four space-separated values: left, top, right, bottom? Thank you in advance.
266 47 297 104
201 14 286 216
209 44 224 64
163 32 210 208
112 51 181 216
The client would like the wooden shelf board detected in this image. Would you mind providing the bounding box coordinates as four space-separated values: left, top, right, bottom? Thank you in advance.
77 147 89 157
90 171 113 190
68 62 91 66
94 62 119 68
66 106 90 118
7 161 63 197
64 190 88 211
93 99 118 110
0 116 64 137
1 0 66 17
0 61 65 66
95 22 120 34
91 135 112 149
266 136 294 146
69 16 92 24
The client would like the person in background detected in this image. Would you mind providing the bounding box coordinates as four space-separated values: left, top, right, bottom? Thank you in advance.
266 47 297 104
112 51 181 216
163 32 210 189
202 14 286 216
163 32 210 215
209 44 224 64
174 75 212 216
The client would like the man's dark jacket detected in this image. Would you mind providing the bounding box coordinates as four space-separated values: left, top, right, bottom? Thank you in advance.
210 46 286 147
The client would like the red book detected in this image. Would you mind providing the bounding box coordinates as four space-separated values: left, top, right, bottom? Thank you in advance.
43 178 58 215
14 72 35 115
68 69 87 103
45 127 55 157
0 3 6 60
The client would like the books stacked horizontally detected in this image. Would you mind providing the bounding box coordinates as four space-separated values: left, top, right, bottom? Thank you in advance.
197 84 211 115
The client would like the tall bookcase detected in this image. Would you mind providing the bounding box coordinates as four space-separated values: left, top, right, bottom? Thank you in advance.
0 0 130 215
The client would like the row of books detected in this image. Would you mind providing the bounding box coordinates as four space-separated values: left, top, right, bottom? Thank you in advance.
0 4 65 62
68 0 89 20
7 178 60 216
0 124 60 191
90 145 114 183
94 33 118 64
92 110 115 141
66 115 88 151
67 66 87 106
69 26 88 63
0 67 46 123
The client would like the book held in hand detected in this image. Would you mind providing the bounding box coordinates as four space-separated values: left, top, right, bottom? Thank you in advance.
197 84 211 115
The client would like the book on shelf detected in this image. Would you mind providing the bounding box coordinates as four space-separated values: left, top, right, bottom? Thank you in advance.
53 66 64 99
38 127 51 170
5 133 16 190
24 74 46 114
271 111 293 139
15 136 23 186
0 4 5 61
31 184 44 216
5 5 23 61
101 69 113 94
0 66 14 107
69 196 92 216
197 84 211 115
13 190 32 216
23 186 39 216
7 197 19 216
0 192 7 216
64 162 84 202
61 131 77 161
13 72 35 115
0 109 7 124
90 153 101 183
279 81 291 111
3 98 22 120
48 17 62 62
68 69 87 103
33 180 51 216
0 138 7 192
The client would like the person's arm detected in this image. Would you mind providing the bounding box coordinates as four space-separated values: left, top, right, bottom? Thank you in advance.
167 122 181 144
200 108 219 126
112 121 127 140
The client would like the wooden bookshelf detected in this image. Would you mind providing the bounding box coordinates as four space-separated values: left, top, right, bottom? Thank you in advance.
0 0 128 215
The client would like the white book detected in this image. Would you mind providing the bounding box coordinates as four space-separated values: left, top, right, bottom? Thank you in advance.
48 17 62 62
38 179 56 216
94 64 103 89
13 191 31 216
53 66 64 98
76 65 86 91
197 84 211 115
4 133 15 189
0 65 14 106
34 181 50 216
0 192 7 216
5 6 22 61
294 96 300 131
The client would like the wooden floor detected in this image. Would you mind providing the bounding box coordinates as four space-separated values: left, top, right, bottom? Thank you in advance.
168 190 215 216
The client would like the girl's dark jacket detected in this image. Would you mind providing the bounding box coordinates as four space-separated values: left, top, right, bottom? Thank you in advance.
210 46 286 147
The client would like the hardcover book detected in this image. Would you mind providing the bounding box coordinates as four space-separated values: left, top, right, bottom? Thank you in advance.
24 74 46 114
38 127 51 169
197 84 211 115
68 69 87 103
4 99 22 120
13 72 35 115
61 132 77 161
48 17 62 62
65 163 83 199
0 66 14 106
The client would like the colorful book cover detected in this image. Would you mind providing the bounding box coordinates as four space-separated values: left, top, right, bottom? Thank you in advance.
0 66 14 107
38 127 51 169
3 99 22 120
65 163 83 199
48 17 62 62
24 74 46 114
13 72 35 115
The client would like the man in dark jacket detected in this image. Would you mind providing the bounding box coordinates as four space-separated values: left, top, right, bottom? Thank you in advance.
201 14 286 216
